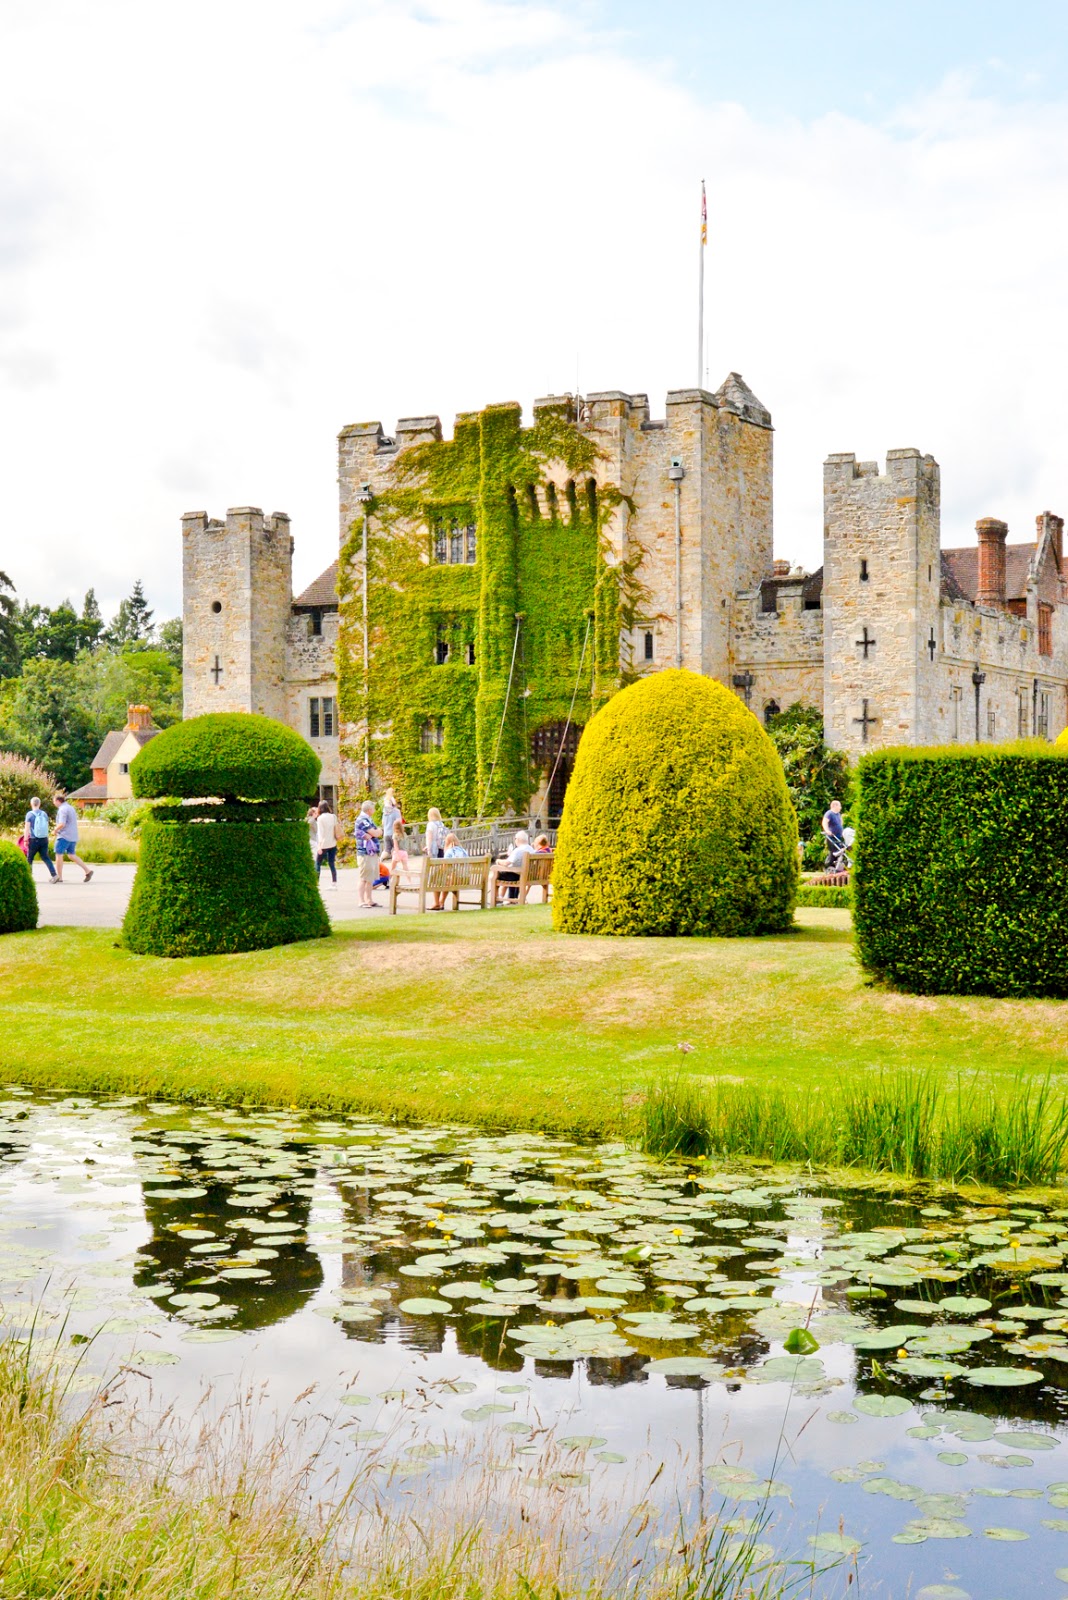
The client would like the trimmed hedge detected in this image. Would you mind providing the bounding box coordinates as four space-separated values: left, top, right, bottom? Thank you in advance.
552 669 798 937
131 713 319 801
0 841 37 934
796 883 852 909
122 816 330 957
854 741 1068 996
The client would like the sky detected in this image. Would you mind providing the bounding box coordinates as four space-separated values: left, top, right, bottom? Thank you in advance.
2 0 1068 619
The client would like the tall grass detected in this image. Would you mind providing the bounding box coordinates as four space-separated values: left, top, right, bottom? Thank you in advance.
639 1071 1068 1185
0 1335 820 1600
75 823 139 863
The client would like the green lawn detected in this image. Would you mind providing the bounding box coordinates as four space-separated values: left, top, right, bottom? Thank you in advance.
3 907 1066 1137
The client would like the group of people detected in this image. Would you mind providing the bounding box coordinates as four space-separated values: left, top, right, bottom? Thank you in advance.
304 787 551 907
19 794 94 885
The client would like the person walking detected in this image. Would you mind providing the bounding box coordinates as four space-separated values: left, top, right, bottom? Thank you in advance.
316 801 340 890
24 797 58 884
381 789 401 858
821 799 846 871
52 792 93 883
354 799 382 908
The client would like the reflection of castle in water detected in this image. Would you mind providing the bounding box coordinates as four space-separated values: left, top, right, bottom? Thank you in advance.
131 1128 323 1331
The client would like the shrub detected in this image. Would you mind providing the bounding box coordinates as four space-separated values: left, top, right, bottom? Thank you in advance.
854 741 1068 996
0 751 59 831
122 813 329 957
0 840 37 934
131 712 319 801
796 882 852 909
552 669 798 937
95 796 153 834
123 713 329 957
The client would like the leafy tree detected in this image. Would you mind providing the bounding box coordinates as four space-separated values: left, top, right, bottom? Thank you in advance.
106 580 154 649
0 571 16 679
79 588 104 652
0 658 99 792
156 616 183 671
766 703 851 868
75 647 181 735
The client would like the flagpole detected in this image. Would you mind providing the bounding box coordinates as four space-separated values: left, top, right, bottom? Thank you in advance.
698 178 706 389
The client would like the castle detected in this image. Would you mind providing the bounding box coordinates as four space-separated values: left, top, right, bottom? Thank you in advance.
182 375 1068 821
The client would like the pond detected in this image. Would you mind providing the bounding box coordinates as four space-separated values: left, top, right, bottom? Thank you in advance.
4 1087 1068 1598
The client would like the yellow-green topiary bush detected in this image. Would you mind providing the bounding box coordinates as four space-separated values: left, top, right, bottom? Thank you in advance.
552 669 799 937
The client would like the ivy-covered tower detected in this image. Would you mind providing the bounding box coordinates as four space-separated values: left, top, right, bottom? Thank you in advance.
335 378 773 824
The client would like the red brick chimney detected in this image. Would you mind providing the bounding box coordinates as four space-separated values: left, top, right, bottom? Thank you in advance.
1037 511 1064 572
975 518 1008 606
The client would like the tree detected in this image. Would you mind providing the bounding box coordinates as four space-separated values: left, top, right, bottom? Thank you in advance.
0 658 100 792
0 572 16 679
106 580 154 648
156 616 183 671
766 703 851 868
75 646 182 735
12 598 92 663
79 588 104 652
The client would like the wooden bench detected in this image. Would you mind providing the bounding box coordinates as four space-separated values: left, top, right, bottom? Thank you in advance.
495 851 554 905
388 855 491 913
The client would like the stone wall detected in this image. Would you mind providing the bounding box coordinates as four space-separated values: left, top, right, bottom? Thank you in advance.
730 576 824 722
285 612 339 792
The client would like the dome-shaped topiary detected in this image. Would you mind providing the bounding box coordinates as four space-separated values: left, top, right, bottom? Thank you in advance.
131 713 320 802
0 840 38 934
552 669 799 937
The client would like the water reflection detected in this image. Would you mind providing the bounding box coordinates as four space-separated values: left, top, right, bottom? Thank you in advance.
131 1124 323 1331
6 1092 1068 1598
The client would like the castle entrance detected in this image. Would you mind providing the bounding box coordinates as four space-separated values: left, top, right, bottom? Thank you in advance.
531 720 582 821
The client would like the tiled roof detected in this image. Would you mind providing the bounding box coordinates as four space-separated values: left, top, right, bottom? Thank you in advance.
68 782 108 802
131 729 158 748
293 561 338 609
88 730 125 771
941 542 1036 604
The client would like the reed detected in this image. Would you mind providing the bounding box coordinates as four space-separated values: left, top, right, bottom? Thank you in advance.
639 1071 1068 1185
0 1335 819 1600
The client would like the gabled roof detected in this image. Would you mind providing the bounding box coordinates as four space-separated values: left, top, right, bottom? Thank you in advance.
89 730 125 771
130 729 158 748
293 561 339 609
68 781 108 803
941 543 1037 604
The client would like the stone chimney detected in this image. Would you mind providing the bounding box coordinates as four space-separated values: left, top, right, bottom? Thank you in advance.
1038 510 1064 571
772 558 790 576
975 518 1008 606
125 704 154 733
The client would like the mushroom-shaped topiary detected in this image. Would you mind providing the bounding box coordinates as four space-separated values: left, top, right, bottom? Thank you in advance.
131 712 320 801
0 841 37 935
552 669 799 937
121 712 329 958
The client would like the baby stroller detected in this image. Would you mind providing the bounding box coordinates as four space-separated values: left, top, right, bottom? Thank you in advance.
821 823 853 874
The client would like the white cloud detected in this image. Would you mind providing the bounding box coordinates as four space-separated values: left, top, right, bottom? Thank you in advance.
0 1 1066 617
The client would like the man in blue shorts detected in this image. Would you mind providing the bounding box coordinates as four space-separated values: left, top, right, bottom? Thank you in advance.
24 796 58 884
52 790 93 883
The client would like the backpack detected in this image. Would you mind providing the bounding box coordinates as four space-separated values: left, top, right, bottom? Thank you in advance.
31 811 49 839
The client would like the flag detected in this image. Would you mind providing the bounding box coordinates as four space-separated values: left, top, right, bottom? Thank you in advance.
700 179 707 246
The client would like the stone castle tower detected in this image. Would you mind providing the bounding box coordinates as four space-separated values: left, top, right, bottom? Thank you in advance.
822 449 941 749
182 508 293 722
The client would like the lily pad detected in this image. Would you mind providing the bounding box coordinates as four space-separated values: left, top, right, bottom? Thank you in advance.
966 1367 1043 1387
853 1394 912 1418
398 1297 452 1315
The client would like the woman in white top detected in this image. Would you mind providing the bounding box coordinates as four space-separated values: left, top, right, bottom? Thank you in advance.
424 806 447 909
316 804 340 889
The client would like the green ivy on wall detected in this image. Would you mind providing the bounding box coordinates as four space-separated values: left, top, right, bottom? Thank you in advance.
337 401 641 819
